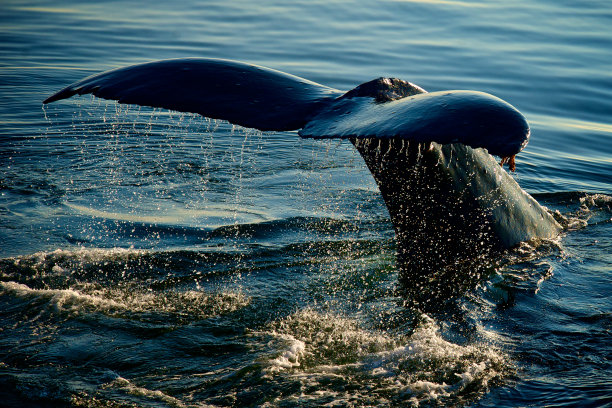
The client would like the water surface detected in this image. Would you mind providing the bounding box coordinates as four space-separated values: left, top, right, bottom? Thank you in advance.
1 0 611 406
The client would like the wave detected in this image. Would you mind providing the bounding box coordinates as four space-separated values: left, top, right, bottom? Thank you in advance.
0 247 252 323
0 280 250 323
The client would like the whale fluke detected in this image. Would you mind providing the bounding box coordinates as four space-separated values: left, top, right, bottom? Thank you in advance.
44 58 343 131
44 58 526 158
300 86 530 158
44 58 561 307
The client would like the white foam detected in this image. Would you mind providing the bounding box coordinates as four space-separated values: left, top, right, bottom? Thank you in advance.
0 281 127 316
0 280 250 320
11 247 146 279
371 315 506 401
261 310 508 406
268 333 306 371
51 264 66 274
3 247 252 319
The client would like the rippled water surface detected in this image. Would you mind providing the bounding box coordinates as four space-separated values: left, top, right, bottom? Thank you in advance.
1 0 611 407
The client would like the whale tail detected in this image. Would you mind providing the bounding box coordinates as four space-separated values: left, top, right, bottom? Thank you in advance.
44 58 561 308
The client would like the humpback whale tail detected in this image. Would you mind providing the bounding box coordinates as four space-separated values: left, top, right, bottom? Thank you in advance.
44 58 561 308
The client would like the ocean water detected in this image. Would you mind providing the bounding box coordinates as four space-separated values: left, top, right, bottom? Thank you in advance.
1 0 611 407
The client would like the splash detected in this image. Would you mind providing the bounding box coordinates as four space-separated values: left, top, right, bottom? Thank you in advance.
548 193 612 231
261 309 509 406
579 193 612 220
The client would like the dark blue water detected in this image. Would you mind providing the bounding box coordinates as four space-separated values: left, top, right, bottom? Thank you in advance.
1 0 610 406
